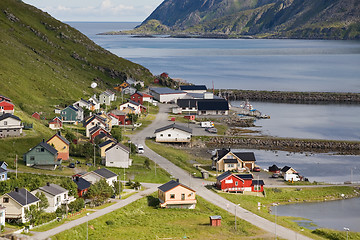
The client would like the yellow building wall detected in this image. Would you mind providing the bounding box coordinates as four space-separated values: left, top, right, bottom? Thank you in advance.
47 136 69 160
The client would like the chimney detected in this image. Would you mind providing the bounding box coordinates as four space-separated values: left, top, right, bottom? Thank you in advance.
76 176 79 182
57 131 61 136
15 187 19 192
176 179 179 183
42 138 45 143
47 182 50 186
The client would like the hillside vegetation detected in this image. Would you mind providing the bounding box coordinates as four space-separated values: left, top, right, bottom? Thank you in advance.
128 0 360 40
0 0 153 115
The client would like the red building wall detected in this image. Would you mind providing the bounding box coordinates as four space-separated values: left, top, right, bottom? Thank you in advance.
131 93 143 104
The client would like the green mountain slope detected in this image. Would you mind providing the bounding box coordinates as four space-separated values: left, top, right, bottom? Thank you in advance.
137 0 360 39
0 0 153 114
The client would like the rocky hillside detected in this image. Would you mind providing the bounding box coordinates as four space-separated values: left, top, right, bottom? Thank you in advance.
137 0 360 39
0 0 153 114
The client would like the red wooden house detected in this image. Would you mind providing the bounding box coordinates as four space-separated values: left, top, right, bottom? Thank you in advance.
108 112 132 125
32 112 41 120
89 126 111 143
210 216 222 226
160 72 169 78
130 92 153 105
73 176 91 197
0 101 14 115
216 171 264 193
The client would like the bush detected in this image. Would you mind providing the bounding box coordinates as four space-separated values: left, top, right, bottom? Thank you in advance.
68 198 85 213
106 220 114 225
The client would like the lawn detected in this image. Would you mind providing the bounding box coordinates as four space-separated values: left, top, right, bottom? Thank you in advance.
52 195 269 240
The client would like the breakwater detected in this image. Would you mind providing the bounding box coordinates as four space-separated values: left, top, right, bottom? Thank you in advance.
204 137 360 154
217 90 360 103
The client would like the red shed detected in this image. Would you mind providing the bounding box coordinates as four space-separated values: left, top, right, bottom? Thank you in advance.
32 112 41 120
184 115 195 120
210 215 222 226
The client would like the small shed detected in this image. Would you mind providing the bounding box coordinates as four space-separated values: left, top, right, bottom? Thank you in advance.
210 215 221 226
184 115 195 120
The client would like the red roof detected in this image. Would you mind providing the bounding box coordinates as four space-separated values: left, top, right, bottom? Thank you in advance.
0 101 14 110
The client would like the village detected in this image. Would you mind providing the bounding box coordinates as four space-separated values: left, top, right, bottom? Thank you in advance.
0 74 355 240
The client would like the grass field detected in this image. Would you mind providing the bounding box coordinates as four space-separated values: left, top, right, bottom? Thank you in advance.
52 194 269 240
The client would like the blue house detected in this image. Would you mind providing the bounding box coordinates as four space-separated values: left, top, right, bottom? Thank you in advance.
0 161 8 181
23 140 61 170
60 105 83 123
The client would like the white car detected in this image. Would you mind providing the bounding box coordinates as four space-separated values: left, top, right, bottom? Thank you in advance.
136 144 144 154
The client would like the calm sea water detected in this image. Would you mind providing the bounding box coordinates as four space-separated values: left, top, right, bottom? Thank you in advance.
68 22 360 92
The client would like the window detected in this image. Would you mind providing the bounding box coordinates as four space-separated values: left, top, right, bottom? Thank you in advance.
181 194 185 200
40 148 45 152
170 194 175 199
4 121 7 126
36 148 40 152
30 156 35 161
228 164 234 168
160 134 163 137
168 134 171 137
3 197 9 203
254 185 261 191
235 181 238 186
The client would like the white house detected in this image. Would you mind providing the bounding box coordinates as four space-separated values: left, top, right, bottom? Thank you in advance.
149 87 187 103
99 90 116 106
0 113 23 138
82 168 118 187
154 123 192 143
73 99 93 111
0 188 40 223
83 115 108 138
31 183 75 213
104 143 131 168
88 95 100 111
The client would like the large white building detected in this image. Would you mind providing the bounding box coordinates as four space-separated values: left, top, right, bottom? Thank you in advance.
149 87 187 103
154 123 192 143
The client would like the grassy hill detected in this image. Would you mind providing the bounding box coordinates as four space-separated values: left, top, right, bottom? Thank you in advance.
130 0 360 40
0 0 153 115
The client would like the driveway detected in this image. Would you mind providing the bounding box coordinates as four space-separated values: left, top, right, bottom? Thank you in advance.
130 103 313 240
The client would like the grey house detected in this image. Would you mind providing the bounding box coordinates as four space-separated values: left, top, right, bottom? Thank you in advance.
104 143 131 168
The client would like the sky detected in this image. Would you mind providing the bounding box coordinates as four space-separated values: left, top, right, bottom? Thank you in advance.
22 0 164 22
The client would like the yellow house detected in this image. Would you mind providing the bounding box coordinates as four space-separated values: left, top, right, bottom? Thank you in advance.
47 132 70 161
99 139 117 159
158 180 196 209
0 188 40 223
99 113 113 130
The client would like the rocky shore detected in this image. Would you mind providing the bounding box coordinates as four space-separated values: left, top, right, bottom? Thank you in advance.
217 90 360 103
204 136 360 154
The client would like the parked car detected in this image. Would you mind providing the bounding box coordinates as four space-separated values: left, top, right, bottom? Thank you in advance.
271 173 280 178
136 144 144 154
68 163 75 168
252 167 261 172
205 127 217 133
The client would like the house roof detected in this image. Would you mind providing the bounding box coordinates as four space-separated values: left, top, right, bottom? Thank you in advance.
0 100 14 106
84 115 106 127
39 183 68 196
128 100 141 106
93 168 117 179
158 180 195 193
99 139 116 148
252 180 265 186
177 99 197 108
0 161 8 168
0 95 11 102
105 143 130 153
233 152 256 162
110 110 127 116
139 92 153 98
235 174 253 180
0 113 21 122
7 188 39 206
47 132 70 145
94 132 112 142
197 99 229 111
281 166 292 172
216 171 233 181
73 177 91 190
154 123 192 134
210 215 222 220
49 117 62 124
28 141 58 156
269 165 280 171
150 87 185 95
0 168 6 174
179 85 207 91
67 105 79 112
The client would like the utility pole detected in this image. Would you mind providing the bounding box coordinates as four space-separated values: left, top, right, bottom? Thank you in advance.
93 143 96 167
15 155 18 179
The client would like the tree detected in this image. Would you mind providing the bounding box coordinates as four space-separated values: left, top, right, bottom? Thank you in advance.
35 192 49 212
25 205 40 225
127 113 138 123
68 198 84 213
111 126 122 142
60 178 78 197
143 159 150 169
65 131 76 143
112 180 122 196
87 179 113 206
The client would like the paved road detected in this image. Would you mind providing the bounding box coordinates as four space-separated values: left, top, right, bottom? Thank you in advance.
31 183 160 240
130 103 314 240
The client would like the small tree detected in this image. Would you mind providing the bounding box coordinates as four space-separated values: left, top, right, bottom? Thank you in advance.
127 113 138 123
143 159 151 169
111 126 122 142
60 178 78 197
87 180 113 206
25 205 40 225
35 192 49 212
68 198 84 213
113 180 122 196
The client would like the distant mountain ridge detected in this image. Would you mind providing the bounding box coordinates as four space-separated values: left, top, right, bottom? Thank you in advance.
134 0 360 39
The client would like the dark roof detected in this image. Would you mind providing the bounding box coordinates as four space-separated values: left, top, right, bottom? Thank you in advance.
48 132 70 145
39 183 67 196
0 113 21 122
7 188 39 206
0 161 7 167
158 180 194 193
0 95 11 102
0 168 6 174
235 174 253 180
197 99 229 111
214 148 230 161
128 100 141 106
177 99 197 108
224 159 239 163
93 168 117 179
154 123 192 134
179 85 207 91
269 165 280 171
252 180 265 186
216 171 233 181
28 141 58 156
105 143 130 153
73 177 91 190
68 105 79 112
233 152 256 162
94 132 111 142
281 166 292 172
99 139 116 148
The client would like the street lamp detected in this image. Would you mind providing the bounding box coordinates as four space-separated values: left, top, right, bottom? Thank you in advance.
344 227 350 240
86 212 90 240
273 203 278 240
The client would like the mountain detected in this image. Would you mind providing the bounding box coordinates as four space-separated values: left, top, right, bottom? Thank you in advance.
0 0 153 115
136 0 360 39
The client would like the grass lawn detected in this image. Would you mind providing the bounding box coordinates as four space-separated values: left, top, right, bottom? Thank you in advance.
52 194 269 240
216 186 360 239
106 154 171 183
